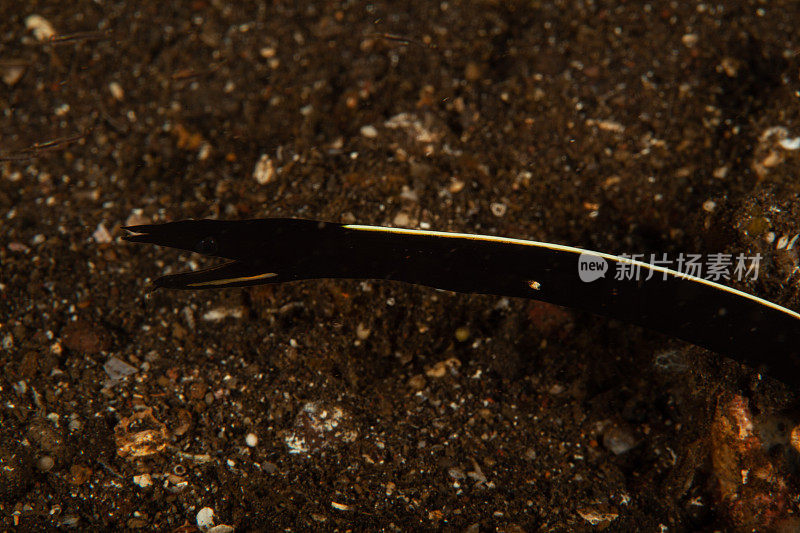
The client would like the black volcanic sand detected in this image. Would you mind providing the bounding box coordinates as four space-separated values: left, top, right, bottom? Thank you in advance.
3 1 800 531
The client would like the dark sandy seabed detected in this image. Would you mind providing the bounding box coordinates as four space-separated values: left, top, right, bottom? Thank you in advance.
2 1 800 531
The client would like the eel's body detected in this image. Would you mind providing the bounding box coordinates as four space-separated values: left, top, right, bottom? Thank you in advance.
124 218 800 384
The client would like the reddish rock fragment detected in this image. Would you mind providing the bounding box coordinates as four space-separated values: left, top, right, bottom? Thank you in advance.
711 395 789 530
69 464 92 485
62 320 111 354
527 301 573 338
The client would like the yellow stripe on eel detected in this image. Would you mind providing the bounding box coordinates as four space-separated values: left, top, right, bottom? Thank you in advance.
343 224 800 321
187 272 278 287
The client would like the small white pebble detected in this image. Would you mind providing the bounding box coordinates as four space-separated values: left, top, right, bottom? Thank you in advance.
702 200 716 213
331 501 352 511
25 15 56 41
133 474 152 488
203 307 244 321
393 212 410 227
196 507 215 529
399 186 418 202
681 33 699 47
253 154 276 185
765 231 776 244
490 202 507 217
109 81 124 101
2 333 14 349
245 433 258 447
355 322 371 340
37 456 54 472
779 137 800 150
587 118 624 133
2 66 25 86
93 223 113 243
360 125 378 138
448 178 465 194
207 526 235 533
125 210 149 227
198 142 212 161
